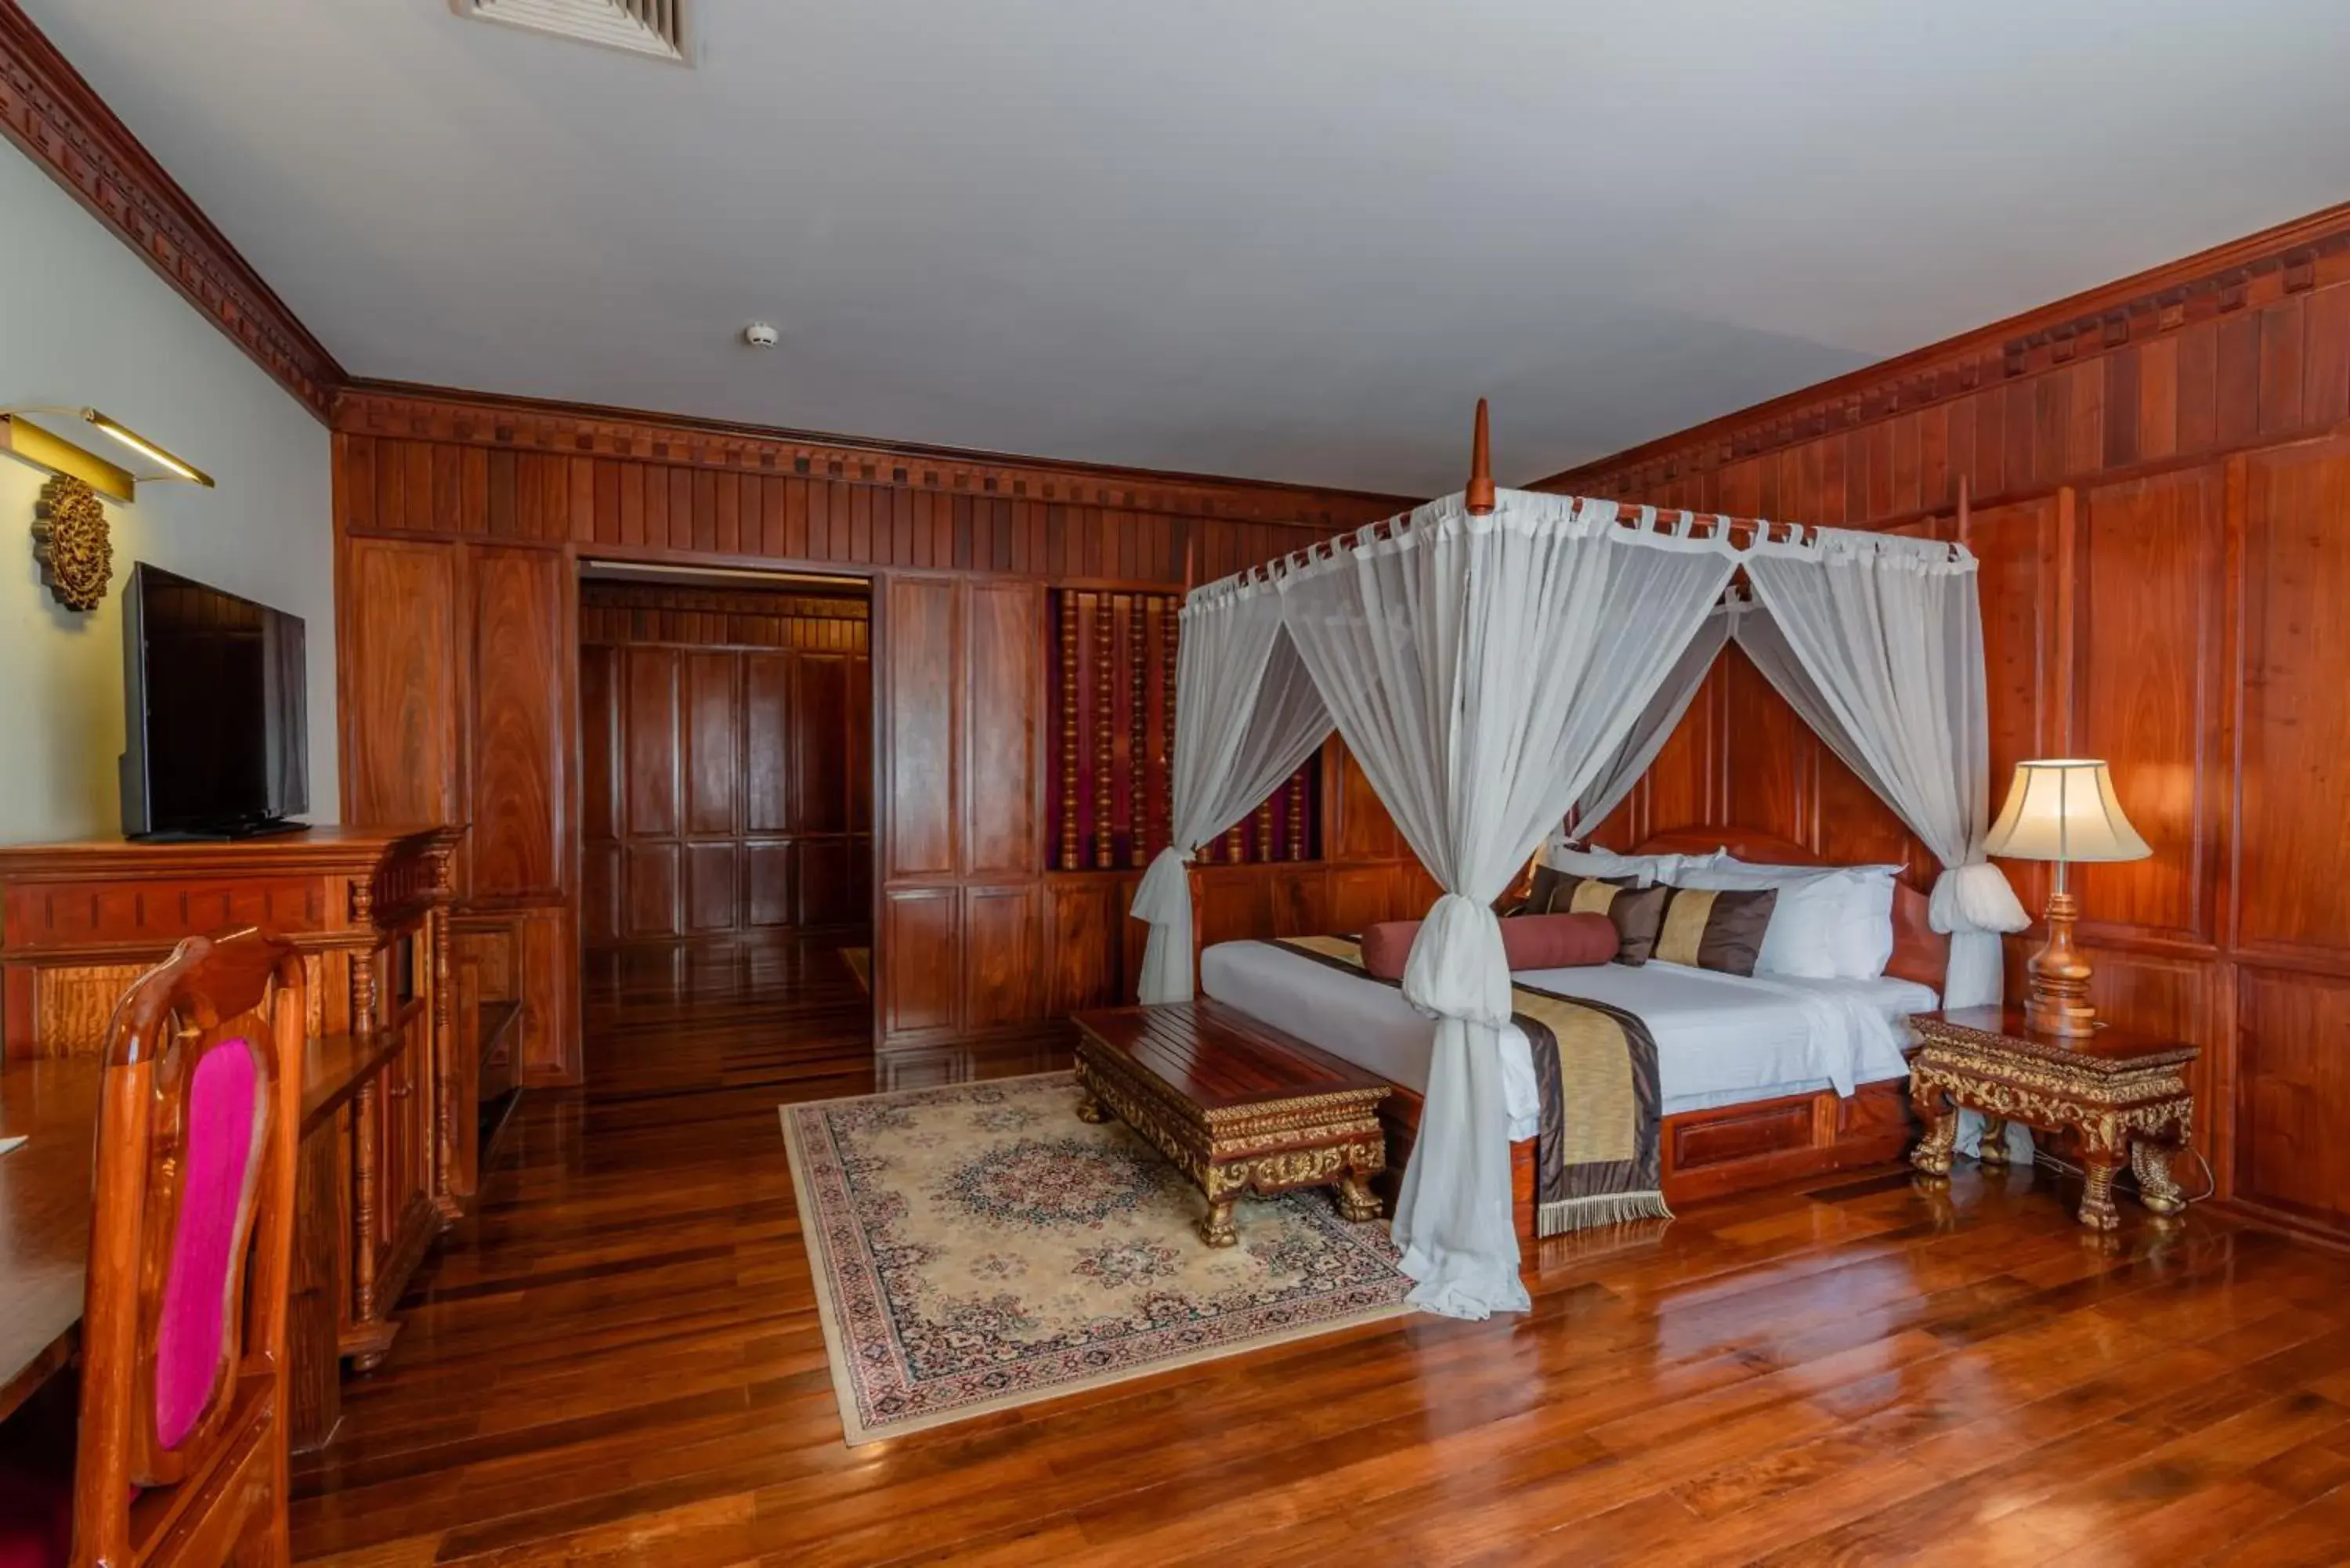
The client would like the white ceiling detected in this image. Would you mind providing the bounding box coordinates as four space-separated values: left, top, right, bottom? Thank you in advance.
25 1 2350 496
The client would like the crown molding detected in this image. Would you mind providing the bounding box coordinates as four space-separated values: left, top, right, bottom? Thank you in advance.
334 380 1412 529
0 0 345 419
1542 200 2350 493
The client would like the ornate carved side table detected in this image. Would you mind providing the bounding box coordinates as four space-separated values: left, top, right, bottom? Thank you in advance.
1907 1006 2197 1230
1069 1000 1390 1247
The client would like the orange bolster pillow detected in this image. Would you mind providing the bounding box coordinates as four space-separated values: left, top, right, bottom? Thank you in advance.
1358 911 1618 981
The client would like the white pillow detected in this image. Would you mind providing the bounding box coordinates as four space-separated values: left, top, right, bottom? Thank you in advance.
1676 858 1901 980
1541 840 1719 888
1670 862 1849 979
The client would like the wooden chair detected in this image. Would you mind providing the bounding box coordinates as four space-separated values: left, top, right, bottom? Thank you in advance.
0 930 306 1567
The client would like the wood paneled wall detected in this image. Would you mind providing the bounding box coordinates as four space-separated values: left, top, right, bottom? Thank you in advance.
1560 205 2350 1244
578 583 870 944
334 385 1418 1074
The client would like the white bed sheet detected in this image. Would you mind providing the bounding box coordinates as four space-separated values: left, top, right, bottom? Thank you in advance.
1197 941 1936 1138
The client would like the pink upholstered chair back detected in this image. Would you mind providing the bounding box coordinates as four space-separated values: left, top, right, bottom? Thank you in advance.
72 929 305 1566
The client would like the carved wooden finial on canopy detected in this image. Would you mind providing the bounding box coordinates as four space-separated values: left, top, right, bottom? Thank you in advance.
1466 398 1496 515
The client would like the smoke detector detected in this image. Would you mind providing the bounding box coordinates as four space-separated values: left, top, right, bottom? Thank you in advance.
452 1 690 64
743 322 780 349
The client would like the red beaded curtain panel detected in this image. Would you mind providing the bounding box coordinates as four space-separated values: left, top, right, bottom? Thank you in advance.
1046 590 1320 873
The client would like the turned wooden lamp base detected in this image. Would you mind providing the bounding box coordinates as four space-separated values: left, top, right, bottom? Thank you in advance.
2024 888 2100 1039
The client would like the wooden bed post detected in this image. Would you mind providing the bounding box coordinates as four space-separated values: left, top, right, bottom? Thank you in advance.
1466 398 1495 515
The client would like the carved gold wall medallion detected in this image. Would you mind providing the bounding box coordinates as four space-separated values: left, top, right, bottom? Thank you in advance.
31 474 112 611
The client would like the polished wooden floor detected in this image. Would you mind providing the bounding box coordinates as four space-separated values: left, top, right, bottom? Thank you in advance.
291 935 2350 1566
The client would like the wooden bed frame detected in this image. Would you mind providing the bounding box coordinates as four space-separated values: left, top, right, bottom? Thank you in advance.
1377 829 1943 1245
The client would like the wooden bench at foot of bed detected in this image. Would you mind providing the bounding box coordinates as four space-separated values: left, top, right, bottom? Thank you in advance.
1375 1078 1917 1248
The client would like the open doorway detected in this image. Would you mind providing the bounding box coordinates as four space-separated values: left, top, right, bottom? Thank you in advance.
573 561 874 1082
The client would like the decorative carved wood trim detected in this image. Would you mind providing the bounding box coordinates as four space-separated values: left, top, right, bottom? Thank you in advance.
336 383 1408 529
1542 201 2350 495
0 0 345 418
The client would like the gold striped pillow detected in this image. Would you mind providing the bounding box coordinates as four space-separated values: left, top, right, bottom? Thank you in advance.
1653 886 1779 976
1524 867 1669 966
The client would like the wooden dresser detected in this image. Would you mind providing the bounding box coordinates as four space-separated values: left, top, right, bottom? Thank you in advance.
0 826 468 1446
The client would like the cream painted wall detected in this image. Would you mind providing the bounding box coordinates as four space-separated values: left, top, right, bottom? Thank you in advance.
0 141 337 844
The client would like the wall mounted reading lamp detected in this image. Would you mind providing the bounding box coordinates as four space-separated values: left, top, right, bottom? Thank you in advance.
0 406 215 503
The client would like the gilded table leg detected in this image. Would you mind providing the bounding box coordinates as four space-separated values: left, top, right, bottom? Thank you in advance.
1199 1197 1238 1248
1072 1064 1108 1124
1333 1171 1383 1223
1976 1114 2010 1168
2131 1137 2187 1217
2078 1147 2124 1231
1908 1071 1958 1179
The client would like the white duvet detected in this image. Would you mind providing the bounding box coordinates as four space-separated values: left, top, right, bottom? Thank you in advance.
1197 940 1934 1140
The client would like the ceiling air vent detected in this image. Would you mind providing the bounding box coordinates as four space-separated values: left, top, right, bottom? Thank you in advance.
453 0 689 63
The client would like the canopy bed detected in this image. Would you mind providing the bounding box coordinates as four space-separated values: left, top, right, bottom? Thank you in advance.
1126 403 2030 1319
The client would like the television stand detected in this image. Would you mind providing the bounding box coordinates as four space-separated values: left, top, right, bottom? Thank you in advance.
130 818 312 844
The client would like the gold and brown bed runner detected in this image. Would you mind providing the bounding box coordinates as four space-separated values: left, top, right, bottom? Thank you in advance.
1272 937 1670 1236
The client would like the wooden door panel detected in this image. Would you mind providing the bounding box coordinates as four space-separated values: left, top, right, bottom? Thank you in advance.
848 654 873 834
882 888 959 1038
623 646 681 838
581 844 620 945
963 581 1042 876
1966 497 2058 914
745 841 795 928
1046 878 1122 1013
794 654 852 834
798 838 856 926
2238 439 2350 962
744 652 793 836
963 884 1039 1029
580 643 620 844
685 843 738 932
624 844 679 937
884 578 959 880
2072 468 2225 944
682 651 737 837
470 547 566 898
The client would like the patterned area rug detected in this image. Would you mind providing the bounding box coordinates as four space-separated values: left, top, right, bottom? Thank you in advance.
781 1071 1413 1443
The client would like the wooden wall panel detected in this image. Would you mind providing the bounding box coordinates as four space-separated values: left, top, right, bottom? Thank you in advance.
580 583 871 942
2236 438 2350 966
469 547 567 898
963 582 1042 879
2071 470 2226 945
884 577 960 882
1556 211 2350 1237
338 539 459 833
336 385 1410 1070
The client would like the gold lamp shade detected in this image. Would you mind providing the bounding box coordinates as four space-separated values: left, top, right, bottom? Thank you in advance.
1985 760 2149 1038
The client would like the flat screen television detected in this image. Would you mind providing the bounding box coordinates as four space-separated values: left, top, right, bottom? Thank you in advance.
120 563 310 840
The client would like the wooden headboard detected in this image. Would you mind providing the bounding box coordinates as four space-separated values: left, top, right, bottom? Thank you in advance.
1627 829 1950 992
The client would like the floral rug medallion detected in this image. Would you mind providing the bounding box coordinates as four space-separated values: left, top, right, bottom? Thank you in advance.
781 1071 1413 1443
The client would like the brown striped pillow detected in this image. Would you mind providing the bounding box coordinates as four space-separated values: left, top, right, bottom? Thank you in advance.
1523 868 1669 966
1653 886 1779 976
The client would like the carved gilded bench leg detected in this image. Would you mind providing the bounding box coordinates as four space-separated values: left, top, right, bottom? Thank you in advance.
1335 1170 1382 1223
2079 1144 2124 1231
1199 1197 1238 1248
1909 1071 1958 1179
1976 1115 2010 1168
2131 1137 2188 1216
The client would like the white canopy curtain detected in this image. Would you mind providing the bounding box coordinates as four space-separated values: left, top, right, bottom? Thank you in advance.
1560 599 1736 840
1274 493 1741 1317
1734 533 2029 1010
1130 576 1332 1005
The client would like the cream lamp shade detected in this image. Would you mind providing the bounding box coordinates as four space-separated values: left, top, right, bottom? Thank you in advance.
1983 760 2151 863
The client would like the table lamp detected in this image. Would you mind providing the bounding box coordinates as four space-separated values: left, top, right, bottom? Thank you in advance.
1983 759 2151 1038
